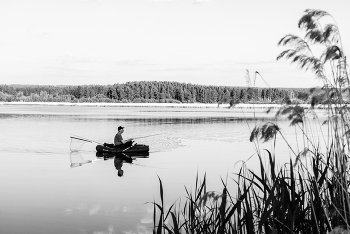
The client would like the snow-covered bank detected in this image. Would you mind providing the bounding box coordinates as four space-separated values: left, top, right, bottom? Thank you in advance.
0 101 315 109
0 102 330 120
0 101 226 108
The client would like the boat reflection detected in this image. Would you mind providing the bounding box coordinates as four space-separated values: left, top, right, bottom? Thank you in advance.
96 152 149 177
69 151 149 176
95 151 149 159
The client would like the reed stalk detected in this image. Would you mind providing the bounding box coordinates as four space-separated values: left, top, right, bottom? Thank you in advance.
151 9 350 234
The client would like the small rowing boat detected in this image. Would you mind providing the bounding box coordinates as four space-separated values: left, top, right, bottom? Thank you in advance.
95 144 149 153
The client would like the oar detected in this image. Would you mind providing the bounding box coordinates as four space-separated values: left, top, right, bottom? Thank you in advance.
118 134 163 152
122 143 136 152
121 152 134 160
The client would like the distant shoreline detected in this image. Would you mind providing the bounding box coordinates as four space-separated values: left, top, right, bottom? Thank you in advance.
0 101 308 109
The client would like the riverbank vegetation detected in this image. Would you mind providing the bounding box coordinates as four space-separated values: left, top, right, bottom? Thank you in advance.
0 82 309 105
151 9 350 233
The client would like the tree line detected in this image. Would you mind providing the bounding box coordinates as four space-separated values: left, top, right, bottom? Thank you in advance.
0 81 310 104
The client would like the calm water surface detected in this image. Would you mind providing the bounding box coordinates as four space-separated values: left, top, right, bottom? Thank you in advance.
0 105 325 233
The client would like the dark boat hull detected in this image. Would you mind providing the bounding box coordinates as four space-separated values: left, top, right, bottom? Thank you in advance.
96 151 149 158
95 144 149 153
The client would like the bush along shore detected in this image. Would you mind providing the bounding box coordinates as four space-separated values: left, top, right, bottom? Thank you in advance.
151 10 350 234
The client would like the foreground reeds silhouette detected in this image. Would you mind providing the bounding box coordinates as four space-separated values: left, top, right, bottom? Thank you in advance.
151 9 350 234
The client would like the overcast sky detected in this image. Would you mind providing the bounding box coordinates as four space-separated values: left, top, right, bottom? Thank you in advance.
0 0 349 87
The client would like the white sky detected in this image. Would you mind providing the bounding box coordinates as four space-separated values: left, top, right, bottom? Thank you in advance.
0 0 349 87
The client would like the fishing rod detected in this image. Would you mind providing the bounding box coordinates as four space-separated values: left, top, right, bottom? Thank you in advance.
132 133 165 140
70 133 164 146
70 135 105 145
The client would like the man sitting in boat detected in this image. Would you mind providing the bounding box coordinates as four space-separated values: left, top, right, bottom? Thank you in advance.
114 126 133 148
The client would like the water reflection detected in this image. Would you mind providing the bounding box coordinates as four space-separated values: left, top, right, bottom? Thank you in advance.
114 156 134 177
96 152 150 177
77 116 272 124
69 152 94 168
95 151 150 159
2 105 291 234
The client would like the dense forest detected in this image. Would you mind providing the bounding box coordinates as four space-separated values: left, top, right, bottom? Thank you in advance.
0 81 310 105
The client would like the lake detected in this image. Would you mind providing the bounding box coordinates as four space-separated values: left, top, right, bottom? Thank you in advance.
0 104 326 233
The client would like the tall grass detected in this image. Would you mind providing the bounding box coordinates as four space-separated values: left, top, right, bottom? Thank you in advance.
151 9 350 234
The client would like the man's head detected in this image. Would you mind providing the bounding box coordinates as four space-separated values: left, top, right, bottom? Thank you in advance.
118 169 124 177
118 126 124 132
